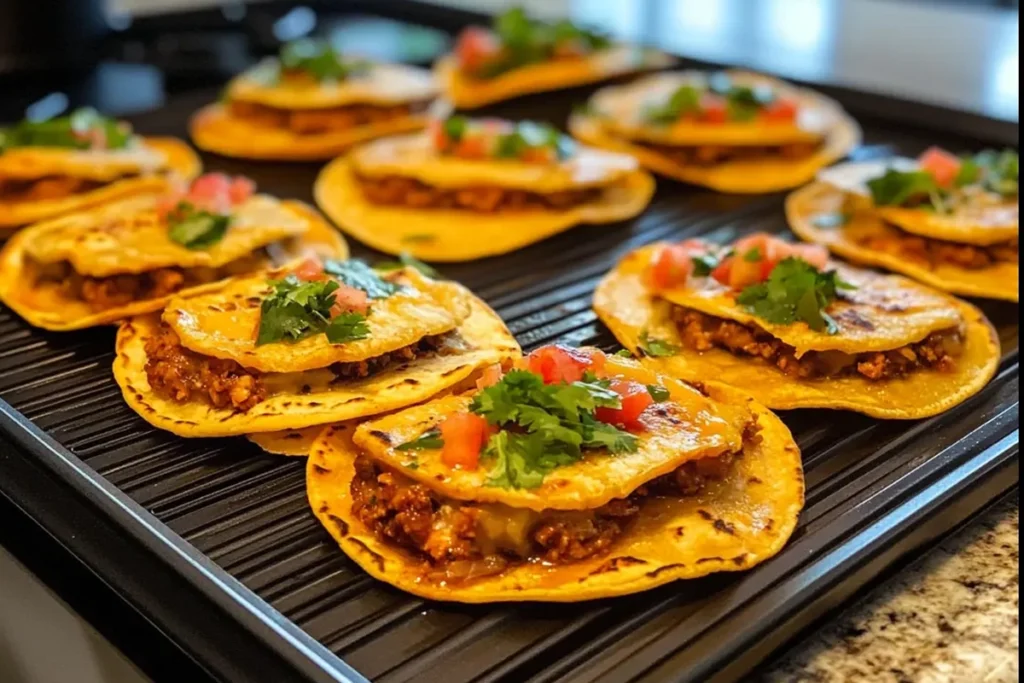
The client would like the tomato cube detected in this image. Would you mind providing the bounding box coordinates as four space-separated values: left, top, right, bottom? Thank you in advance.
918 146 962 188
760 98 799 124
439 412 489 469
648 243 695 290
455 26 499 73
527 345 602 384
594 380 654 429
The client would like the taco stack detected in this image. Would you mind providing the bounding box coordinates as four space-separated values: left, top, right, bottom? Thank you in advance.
191 39 437 161
307 346 803 602
314 116 655 261
569 70 861 193
436 7 673 109
0 173 347 331
593 233 1000 419
114 258 520 437
788 147 1019 301
0 107 199 230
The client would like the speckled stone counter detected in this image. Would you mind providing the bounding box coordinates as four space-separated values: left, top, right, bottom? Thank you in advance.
761 495 1019 683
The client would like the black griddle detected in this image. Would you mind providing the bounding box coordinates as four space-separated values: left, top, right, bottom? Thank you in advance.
0 7 1018 683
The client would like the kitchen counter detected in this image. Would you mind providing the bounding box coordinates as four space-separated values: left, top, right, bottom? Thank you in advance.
763 495 1020 683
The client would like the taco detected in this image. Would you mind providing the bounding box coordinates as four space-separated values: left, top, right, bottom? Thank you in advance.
191 39 437 161
436 7 673 110
569 70 861 193
788 148 1019 301
0 107 200 229
0 173 348 331
114 258 521 437
315 116 655 261
593 233 1000 419
307 345 803 602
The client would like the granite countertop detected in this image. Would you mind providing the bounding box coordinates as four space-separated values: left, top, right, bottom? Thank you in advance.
762 495 1019 683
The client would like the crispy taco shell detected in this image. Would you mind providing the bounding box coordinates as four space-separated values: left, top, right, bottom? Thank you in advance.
247 426 325 456
569 86 860 194
306 378 803 602
314 154 655 262
0 200 347 331
593 245 1000 418
435 47 674 109
190 103 429 161
788 182 1019 302
0 137 201 228
114 285 520 437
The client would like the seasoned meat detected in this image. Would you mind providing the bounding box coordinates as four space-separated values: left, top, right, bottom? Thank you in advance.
356 174 603 213
349 447 740 574
0 176 110 202
638 141 822 167
227 99 428 134
859 232 1018 270
329 333 451 381
144 323 267 411
672 306 963 380
75 268 186 311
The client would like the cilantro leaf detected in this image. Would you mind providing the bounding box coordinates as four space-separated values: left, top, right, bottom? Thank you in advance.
325 312 370 344
638 330 678 357
583 420 639 452
643 84 701 124
613 349 634 358
691 252 721 276
396 428 443 451
968 149 1018 196
280 39 368 81
2 107 132 151
866 168 944 209
443 115 468 141
167 205 230 250
323 260 400 299
743 247 763 262
736 257 854 334
256 276 338 345
647 384 671 402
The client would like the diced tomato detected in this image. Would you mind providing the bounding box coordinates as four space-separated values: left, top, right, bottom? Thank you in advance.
428 120 449 151
329 284 369 316
439 412 489 470
455 26 500 73
189 173 231 199
227 176 256 205
475 363 504 389
595 380 654 429
760 98 799 124
711 256 733 285
789 243 829 270
290 257 326 282
521 146 556 164
526 344 602 384
918 146 962 188
581 348 607 376
454 135 488 159
700 94 728 124
648 243 694 290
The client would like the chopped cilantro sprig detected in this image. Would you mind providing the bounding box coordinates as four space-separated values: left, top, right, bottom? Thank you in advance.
167 202 230 250
0 107 132 152
736 257 854 334
279 39 369 82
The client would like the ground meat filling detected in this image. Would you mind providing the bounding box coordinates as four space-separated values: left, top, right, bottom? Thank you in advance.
227 99 429 135
858 230 1018 270
0 175 132 202
349 446 741 578
356 174 603 212
638 141 822 167
672 306 963 380
144 323 453 411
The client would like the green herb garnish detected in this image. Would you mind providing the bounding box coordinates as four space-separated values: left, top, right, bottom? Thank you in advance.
643 85 701 124
325 312 371 344
375 252 441 278
647 385 671 402
613 349 634 358
323 259 401 299
279 39 368 82
470 370 638 489
967 149 1018 196
256 276 341 345
736 257 854 334
443 115 469 142
1 107 132 152
691 252 722 277
743 247 763 262
866 168 945 210
396 428 444 451
167 203 230 250
637 330 678 357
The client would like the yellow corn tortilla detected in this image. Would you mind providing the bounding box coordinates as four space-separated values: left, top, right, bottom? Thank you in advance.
22 194 309 278
306 379 803 602
247 426 325 456
0 200 347 331
314 154 655 262
0 137 201 228
114 286 520 437
435 46 674 109
816 160 1018 246
590 71 833 147
569 92 860 194
788 182 1019 302
354 357 752 512
190 103 428 161
593 245 1000 419
164 267 471 373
